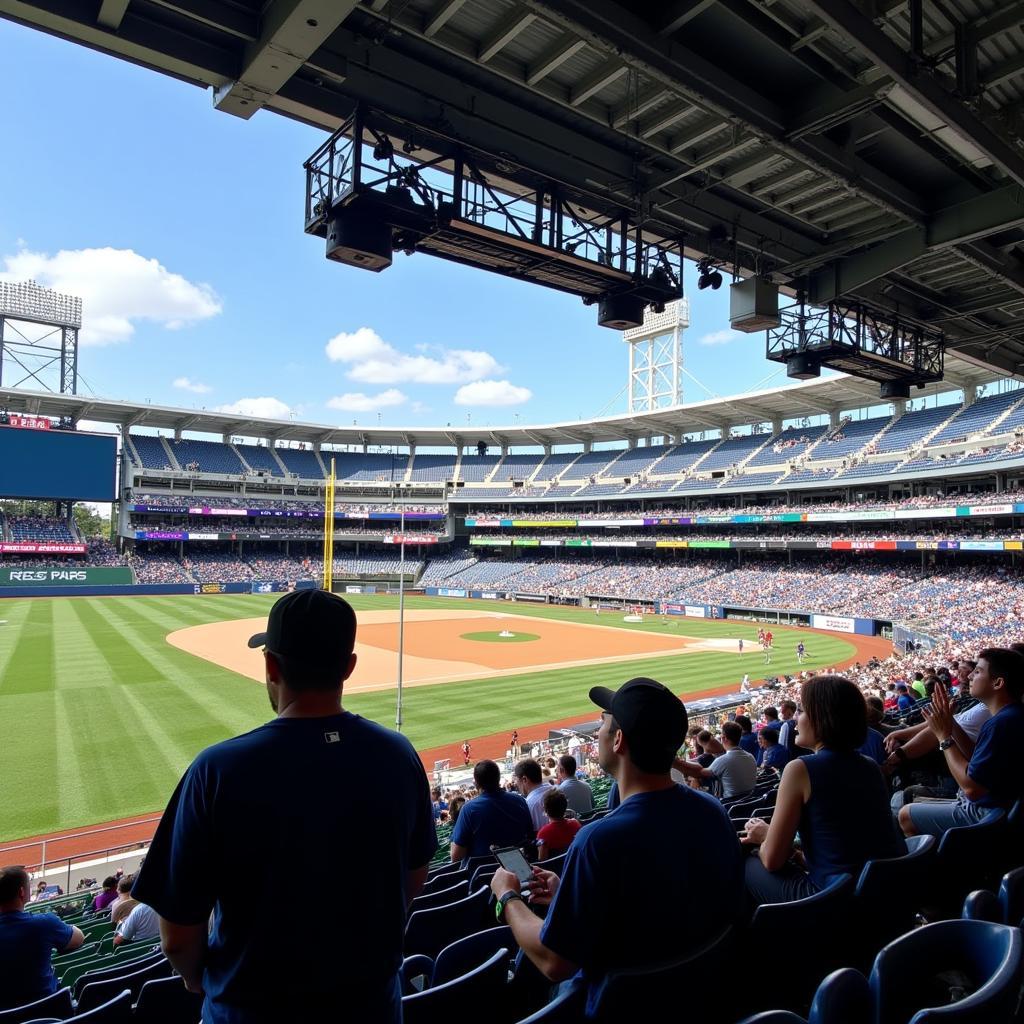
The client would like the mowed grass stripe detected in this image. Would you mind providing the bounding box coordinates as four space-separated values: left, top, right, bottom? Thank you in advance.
0 595 858 839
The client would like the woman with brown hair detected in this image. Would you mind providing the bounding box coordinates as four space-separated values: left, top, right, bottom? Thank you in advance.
741 674 904 904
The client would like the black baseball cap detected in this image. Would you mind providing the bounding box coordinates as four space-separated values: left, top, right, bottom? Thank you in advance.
589 677 688 773
247 590 357 675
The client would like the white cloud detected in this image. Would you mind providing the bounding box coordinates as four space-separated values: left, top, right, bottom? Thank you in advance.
698 329 741 346
453 380 532 406
216 397 292 419
325 326 502 384
326 389 407 413
0 247 222 346
173 376 212 394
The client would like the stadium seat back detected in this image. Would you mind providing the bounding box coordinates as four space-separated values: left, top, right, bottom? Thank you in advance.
432 926 517 986
734 1014 807 1024
534 853 566 875
404 886 491 959
590 924 735 1020
935 809 1006 907
0 987 73 1024
807 968 871 1024
960 889 1002 923
747 874 855 1012
411 879 469 911
401 947 508 1024
63 989 132 1023
71 950 164 1000
75 957 172 1014
853 834 934 961
999 865 1024 928
132 977 204 1024
870 920 1023 1024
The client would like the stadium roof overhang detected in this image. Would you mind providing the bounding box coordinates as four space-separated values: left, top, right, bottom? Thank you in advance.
4 0 1024 376
0 351 1001 448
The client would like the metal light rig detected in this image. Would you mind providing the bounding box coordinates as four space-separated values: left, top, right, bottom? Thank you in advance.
304 109 683 330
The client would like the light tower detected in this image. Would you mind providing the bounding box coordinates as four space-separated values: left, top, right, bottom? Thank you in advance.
623 298 689 412
0 281 82 394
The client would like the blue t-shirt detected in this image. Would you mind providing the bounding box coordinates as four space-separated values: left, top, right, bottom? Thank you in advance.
739 733 760 758
857 727 886 765
133 712 437 1024
967 702 1024 809
897 694 914 712
0 911 73 1010
539 785 743 1016
450 789 534 857
762 743 790 771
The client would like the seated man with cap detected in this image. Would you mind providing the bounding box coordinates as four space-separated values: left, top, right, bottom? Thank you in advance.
490 676 743 1017
133 590 437 1024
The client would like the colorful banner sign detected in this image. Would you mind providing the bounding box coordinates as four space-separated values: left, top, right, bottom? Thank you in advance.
8 414 50 430
0 567 133 586
0 542 86 554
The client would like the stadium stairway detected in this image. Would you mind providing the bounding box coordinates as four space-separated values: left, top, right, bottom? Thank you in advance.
159 437 181 472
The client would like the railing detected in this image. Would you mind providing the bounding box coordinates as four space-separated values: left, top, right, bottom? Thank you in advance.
1 816 161 895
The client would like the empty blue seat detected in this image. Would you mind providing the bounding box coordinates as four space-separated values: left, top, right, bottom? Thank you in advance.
0 988 72 1024
64 990 131 1023
961 889 1002 923
999 865 1024 927
870 920 1023 1024
405 886 491 959
853 834 934 963
433 926 517 986
133 977 204 1024
411 878 469 911
75 957 172 1013
512 982 585 1023
745 874 855 1013
401 947 508 1024
807 968 871 1024
933 809 1006 912
736 1014 806 1024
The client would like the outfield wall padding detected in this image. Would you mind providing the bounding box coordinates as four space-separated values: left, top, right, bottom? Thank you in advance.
0 579 317 599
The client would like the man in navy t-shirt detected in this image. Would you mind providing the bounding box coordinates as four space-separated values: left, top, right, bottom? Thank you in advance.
133 591 437 1024
450 759 534 860
0 866 84 1010
489 677 743 1017
900 647 1024 838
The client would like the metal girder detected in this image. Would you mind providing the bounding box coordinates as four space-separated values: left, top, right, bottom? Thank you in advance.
569 57 626 105
97 0 129 30
478 7 536 62
0 0 238 86
528 0 927 223
715 150 779 189
213 0 358 119
787 79 894 140
150 0 259 40
808 186 1024 303
611 84 668 127
423 0 468 38
658 0 718 35
639 100 694 138
668 116 725 154
983 52 1024 92
926 2 1024 59
526 31 586 85
802 0 1024 188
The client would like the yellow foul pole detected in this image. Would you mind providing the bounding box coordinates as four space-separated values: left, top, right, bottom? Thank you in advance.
322 457 336 591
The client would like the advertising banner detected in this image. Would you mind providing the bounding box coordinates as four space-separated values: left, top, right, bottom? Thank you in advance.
195 582 228 594
345 586 363 594
135 531 186 541
131 504 191 514
565 539 592 547
643 517 693 527
470 537 512 546
899 507 957 520
689 540 731 549
654 540 688 548
964 504 1013 517
1005 541 1023 551
515 593 548 602
480 591 500 599
0 566 133 586
0 542 86 554
811 614 856 633
367 511 445 520
383 534 439 545
512 538 541 547
8 414 50 430
684 605 706 618
960 540 1006 551
437 587 467 598
510 520 576 528
189 507 247 517
576 519 646 528
463 518 502 528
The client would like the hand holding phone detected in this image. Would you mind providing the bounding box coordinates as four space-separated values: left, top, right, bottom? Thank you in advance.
492 846 533 886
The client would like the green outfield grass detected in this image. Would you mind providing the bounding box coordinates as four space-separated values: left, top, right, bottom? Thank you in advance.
0 594 857 841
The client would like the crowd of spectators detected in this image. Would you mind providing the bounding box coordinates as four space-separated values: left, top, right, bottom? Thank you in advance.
128 492 442 515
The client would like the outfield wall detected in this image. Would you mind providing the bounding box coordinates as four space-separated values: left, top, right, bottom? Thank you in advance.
0 579 317 598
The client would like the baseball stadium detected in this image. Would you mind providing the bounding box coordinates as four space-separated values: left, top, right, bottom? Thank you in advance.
2 2 1024 1022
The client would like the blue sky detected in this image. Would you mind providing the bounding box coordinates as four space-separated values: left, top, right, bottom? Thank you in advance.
0 17 811 434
